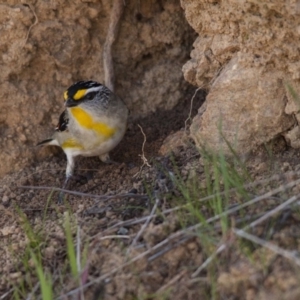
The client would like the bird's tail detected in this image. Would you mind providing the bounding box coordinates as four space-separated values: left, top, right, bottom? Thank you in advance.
37 138 59 147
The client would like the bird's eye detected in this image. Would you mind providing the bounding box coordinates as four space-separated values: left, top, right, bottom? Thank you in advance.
85 92 96 100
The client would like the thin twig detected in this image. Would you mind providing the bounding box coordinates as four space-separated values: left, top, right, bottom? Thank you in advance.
93 192 147 205
127 197 160 253
99 235 130 240
148 236 191 262
190 194 300 277
156 270 187 294
145 212 259 264
145 177 300 258
26 282 40 300
233 228 300 267
18 185 146 201
76 226 85 300
59 236 192 299
191 244 227 278
76 226 81 273
90 176 300 239
146 178 300 263
150 212 266 264
20 167 300 210
1 288 14 300
245 194 300 230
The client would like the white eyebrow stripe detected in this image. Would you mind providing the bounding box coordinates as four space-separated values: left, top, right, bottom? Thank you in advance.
86 86 102 94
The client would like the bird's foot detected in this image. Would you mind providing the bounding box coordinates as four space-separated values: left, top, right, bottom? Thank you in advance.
57 176 71 204
99 153 119 165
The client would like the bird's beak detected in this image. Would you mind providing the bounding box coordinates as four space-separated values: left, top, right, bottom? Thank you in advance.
65 98 78 108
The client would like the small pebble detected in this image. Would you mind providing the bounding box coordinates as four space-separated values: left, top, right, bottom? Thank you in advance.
2 195 9 204
117 227 128 235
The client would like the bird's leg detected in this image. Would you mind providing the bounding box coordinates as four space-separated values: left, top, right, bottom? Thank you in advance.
58 175 71 203
58 154 75 203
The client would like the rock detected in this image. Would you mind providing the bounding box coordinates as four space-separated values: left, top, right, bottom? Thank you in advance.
1 226 14 236
43 246 56 259
2 195 9 204
283 126 300 149
159 130 190 156
181 0 300 154
190 54 294 155
117 227 129 235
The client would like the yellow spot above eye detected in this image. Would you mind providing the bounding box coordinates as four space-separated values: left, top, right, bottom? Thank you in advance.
70 107 116 138
73 89 87 100
62 138 83 149
63 91 68 101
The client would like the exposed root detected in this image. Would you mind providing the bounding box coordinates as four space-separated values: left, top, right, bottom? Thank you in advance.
133 124 151 178
184 86 202 132
184 64 225 132
23 2 39 46
103 0 125 91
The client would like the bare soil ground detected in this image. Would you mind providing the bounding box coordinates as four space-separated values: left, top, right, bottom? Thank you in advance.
1 90 300 299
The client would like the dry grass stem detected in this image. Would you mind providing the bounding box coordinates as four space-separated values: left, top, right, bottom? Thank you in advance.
148 213 263 263
61 234 194 297
146 178 300 263
76 226 81 273
0 289 13 300
148 237 191 262
76 226 85 300
181 177 300 236
233 228 300 267
98 235 130 240
90 176 300 239
127 197 160 254
191 243 227 278
26 283 40 300
189 194 300 277
245 194 300 230
18 185 146 202
156 270 187 294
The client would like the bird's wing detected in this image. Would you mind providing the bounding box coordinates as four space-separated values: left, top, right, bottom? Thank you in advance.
55 110 69 132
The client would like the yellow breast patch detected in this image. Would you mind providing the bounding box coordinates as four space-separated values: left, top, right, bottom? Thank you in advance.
62 138 83 149
69 107 116 138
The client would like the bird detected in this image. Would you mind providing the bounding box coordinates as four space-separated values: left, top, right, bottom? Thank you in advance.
37 80 128 200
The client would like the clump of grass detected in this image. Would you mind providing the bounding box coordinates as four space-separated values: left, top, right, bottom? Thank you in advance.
11 197 87 299
11 195 53 299
64 212 78 278
30 250 53 300
145 143 253 298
